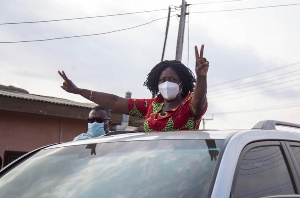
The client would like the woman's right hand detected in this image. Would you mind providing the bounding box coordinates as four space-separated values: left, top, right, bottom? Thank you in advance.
58 71 80 94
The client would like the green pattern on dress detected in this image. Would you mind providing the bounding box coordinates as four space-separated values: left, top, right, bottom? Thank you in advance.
162 117 175 131
190 103 197 116
128 99 145 118
183 117 195 130
196 119 201 127
151 102 163 115
144 118 154 132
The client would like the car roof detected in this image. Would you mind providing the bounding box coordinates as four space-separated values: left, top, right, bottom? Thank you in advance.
45 120 300 150
46 129 239 149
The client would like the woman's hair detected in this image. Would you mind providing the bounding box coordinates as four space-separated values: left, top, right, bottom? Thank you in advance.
144 60 195 98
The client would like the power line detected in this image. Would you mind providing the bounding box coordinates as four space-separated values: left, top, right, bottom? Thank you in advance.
2 1 295 27
209 77 300 99
190 0 246 5
209 83 299 103
209 62 300 88
208 103 300 115
209 70 300 95
0 15 175 44
191 2 300 14
1 2 297 28
0 8 169 26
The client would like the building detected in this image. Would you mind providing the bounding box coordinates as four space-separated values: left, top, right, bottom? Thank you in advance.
0 85 143 168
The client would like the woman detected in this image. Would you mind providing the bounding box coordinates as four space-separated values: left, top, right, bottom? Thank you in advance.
59 45 209 132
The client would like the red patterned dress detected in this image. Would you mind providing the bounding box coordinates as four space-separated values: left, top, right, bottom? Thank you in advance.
128 93 207 132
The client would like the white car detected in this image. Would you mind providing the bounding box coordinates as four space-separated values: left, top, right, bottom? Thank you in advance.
0 120 300 198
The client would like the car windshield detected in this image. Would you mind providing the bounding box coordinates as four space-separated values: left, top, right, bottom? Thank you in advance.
0 139 223 198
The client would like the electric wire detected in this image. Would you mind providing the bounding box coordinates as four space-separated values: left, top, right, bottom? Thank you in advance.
191 2 300 14
209 62 300 88
190 0 247 5
0 8 169 26
209 70 300 95
209 72 300 97
209 103 300 115
210 81 300 101
0 15 176 44
1 1 297 27
209 80 300 100
1 2 298 44
207 65 300 100
209 82 299 103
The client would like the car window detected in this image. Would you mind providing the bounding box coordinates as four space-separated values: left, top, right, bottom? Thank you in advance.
290 146 300 169
233 145 296 198
0 139 223 198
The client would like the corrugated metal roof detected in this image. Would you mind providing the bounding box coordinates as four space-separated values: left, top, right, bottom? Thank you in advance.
0 90 96 108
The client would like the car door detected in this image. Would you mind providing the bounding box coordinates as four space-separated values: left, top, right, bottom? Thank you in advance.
231 141 300 198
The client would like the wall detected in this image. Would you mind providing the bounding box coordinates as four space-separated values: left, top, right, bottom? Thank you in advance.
0 110 87 168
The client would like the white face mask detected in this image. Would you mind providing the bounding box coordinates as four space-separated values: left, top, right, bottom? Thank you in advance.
158 81 181 100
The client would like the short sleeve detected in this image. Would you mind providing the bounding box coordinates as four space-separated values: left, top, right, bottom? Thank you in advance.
128 98 153 118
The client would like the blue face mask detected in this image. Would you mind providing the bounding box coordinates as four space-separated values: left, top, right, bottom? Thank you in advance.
87 122 106 137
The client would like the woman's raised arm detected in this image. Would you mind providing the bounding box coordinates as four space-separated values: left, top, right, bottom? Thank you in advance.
58 71 129 114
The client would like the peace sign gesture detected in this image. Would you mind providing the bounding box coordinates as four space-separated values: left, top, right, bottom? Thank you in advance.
58 70 80 94
195 44 209 77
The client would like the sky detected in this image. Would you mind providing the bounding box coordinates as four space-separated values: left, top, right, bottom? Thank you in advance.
0 0 299 130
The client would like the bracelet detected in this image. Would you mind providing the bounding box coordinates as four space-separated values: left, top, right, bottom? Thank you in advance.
90 90 93 100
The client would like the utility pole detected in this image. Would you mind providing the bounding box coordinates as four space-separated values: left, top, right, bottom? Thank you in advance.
161 6 171 62
175 0 189 61
202 116 214 130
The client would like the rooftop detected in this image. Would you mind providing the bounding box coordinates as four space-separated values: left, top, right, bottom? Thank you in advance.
0 88 95 109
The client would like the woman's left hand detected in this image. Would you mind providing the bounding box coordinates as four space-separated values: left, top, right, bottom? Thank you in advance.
195 44 209 77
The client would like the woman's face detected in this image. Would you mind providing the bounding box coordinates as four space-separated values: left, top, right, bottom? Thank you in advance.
158 67 181 86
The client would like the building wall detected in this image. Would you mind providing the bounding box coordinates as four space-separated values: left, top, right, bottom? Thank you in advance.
0 110 87 168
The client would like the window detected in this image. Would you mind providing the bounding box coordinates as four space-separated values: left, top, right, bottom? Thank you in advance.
233 143 296 198
0 140 223 198
290 146 300 169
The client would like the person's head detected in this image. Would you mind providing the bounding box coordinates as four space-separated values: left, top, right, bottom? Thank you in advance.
87 106 112 135
144 60 195 99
